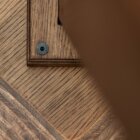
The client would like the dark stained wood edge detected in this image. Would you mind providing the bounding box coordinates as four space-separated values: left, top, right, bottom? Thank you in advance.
27 0 82 67
0 78 64 140
27 59 83 67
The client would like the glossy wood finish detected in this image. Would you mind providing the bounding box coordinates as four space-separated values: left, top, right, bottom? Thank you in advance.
0 0 126 139
27 0 81 66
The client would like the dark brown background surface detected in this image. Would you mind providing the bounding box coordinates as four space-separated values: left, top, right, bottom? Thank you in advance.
59 0 140 139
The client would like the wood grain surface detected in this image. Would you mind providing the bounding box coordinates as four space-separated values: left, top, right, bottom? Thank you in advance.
0 0 126 139
28 0 81 66
0 78 62 140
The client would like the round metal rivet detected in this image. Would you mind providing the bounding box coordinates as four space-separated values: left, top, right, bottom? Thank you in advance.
37 42 49 55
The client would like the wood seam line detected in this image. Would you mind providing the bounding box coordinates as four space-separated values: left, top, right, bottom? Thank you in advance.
0 78 64 140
